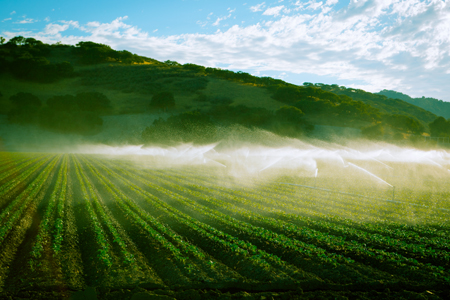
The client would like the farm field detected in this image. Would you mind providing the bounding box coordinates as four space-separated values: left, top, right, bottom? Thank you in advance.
0 152 448 299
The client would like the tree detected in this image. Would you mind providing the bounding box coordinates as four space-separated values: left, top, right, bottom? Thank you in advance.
164 60 181 66
272 106 309 137
150 91 175 111
39 108 103 135
7 36 25 46
183 63 206 73
24 37 44 47
272 86 303 104
142 111 216 144
429 117 450 137
75 41 115 64
275 106 305 124
75 92 112 113
385 114 424 134
0 37 5 45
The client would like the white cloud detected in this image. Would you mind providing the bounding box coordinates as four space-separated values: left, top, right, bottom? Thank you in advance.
44 23 69 35
153 29 158 32
9 4 450 101
263 5 285 16
60 20 79 27
10 11 16 15
250 2 266 12
2 18 12 22
294 0 324 11
212 14 231 26
44 17 50 22
15 18 37 24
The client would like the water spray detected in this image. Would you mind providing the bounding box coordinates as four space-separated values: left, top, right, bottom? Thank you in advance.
347 162 395 201
314 167 318 188
347 162 393 187
259 157 283 172
425 158 443 168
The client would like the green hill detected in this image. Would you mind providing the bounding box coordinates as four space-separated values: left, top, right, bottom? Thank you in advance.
318 84 437 126
377 89 450 119
0 36 444 145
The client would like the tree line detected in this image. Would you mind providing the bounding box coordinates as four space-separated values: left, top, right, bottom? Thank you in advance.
0 36 148 84
5 91 111 135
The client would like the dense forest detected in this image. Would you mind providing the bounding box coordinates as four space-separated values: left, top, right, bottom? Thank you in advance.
1 36 449 145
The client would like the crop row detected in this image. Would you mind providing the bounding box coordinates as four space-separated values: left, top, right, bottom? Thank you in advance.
0 154 49 200
29 156 68 270
85 156 313 283
102 159 449 283
163 167 450 241
96 158 390 285
172 171 450 259
0 155 59 245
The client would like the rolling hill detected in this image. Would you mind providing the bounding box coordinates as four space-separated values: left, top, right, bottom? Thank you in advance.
0 37 446 148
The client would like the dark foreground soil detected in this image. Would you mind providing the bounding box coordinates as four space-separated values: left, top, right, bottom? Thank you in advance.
0 285 447 300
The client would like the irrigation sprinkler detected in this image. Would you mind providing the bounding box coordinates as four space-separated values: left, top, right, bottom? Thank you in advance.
259 157 283 172
347 162 392 186
314 168 318 188
347 162 395 201
337 145 394 169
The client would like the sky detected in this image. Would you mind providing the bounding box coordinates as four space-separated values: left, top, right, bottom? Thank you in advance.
1 0 450 101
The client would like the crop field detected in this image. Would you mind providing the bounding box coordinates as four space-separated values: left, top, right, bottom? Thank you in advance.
0 152 449 299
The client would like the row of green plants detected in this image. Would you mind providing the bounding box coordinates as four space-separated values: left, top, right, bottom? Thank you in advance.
0 152 31 168
2 153 448 286
267 181 450 235
178 175 448 280
0 154 46 185
0 155 59 245
133 165 450 280
168 168 450 248
29 155 68 270
141 170 448 282
72 155 114 267
0 154 51 203
87 156 310 283
102 160 373 285
78 156 194 271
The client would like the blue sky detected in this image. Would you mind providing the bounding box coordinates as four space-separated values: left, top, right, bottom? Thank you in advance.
2 0 450 101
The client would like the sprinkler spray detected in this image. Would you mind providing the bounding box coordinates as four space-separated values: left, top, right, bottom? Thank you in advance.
314 168 318 188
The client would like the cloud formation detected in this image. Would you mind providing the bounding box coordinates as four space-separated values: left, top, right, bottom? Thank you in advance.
15 18 37 24
2 0 450 100
263 5 285 16
250 2 266 12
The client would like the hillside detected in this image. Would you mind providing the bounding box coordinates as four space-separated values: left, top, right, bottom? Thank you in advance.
317 84 437 125
0 36 445 147
377 89 450 119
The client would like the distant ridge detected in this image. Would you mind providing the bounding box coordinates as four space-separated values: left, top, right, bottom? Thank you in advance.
377 90 450 119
